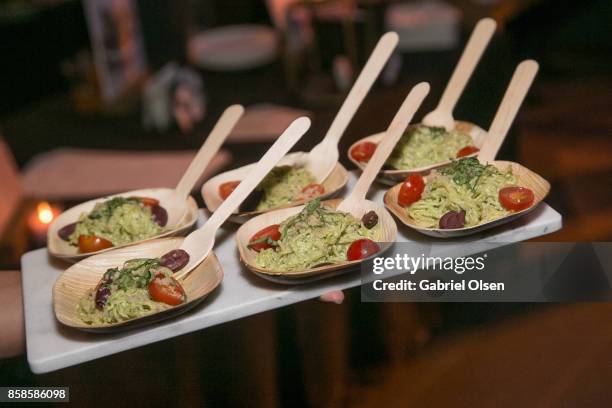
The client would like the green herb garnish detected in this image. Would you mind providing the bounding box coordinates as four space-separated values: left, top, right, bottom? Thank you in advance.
440 157 496 192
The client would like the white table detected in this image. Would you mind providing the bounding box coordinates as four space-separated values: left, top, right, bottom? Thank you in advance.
21 173 562 373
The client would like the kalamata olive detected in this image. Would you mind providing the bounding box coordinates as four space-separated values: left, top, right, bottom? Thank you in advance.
160 249 190 272
151 205 168 227
95 286 111 310
239 189 264 212
57 222 76 241
439 210 466 229
361 211 379 229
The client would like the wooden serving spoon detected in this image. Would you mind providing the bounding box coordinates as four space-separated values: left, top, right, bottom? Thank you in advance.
348 18 497 182
202 32 399 218
236 82 430 283
53 117 310 331
48 105 244 261
385 60 550 238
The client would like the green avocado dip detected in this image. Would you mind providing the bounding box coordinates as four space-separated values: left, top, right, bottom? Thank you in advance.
78 258 180 324
255 199 378 272
386 126 473 170
256 166 317 210
69 197 163 246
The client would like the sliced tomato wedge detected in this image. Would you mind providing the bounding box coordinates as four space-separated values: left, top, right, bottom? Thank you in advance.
347 239 380 261
398 174 425 207
456 146 479 158
134 197 160 208
298 183 325 200
78 235 113 253
248 224 281 252
350 142 377 163
219 181 241 200
499 186 535 212
148 272 186 306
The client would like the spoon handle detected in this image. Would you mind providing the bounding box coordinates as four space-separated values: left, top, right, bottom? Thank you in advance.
342 82 430 205
174 105 244 200
432 18 496 118
478 60 539 163
318 32 398 147
204 117 311 232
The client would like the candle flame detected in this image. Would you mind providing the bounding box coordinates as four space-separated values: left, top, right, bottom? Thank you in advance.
37 201 54 224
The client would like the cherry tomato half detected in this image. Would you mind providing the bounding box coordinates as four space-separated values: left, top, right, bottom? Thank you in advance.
499 186 535 212
248 224 281 252
298 183 325 200
350 142 377 163
398 174 425 207
78 235 113 253
456 146 480 158
131 196 159 208
219 181 241 200
347 239 380 261
148 272 186 306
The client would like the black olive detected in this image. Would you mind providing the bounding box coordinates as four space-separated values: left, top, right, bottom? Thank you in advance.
151 205 168 227
361 211 379 229
439 210 466 229
160 249 190 272
95 286 111 310
57 222 77 241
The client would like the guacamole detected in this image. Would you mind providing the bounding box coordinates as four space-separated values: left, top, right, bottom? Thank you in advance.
387 126 473 170
256 166 317 210
255 199 378 272
69 197 163 246
78 258 182 324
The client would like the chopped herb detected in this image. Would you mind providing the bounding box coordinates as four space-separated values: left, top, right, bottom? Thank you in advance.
440 157 497 192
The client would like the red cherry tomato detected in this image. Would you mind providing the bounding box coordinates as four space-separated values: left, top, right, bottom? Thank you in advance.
347 239 380 261
219 181 241 200
131 196 159 208
350 142 377 163
299 183 325 200
148 272 186 306
398 174 425 207
248 224 281 252
78 235 113 253
456 146 480 158
499 186 535 212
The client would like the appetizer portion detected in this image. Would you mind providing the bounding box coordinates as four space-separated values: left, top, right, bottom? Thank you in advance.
218 165 325 212
400 158 535 229
57 197 168 253
352 126 476 170
78 249 189 324
250 199 380 272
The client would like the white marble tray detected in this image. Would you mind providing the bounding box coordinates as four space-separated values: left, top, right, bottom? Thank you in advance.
21 172 562 373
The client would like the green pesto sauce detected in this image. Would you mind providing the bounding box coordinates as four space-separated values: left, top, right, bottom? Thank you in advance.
386 126 473 170
69 197 163 246
78 258 176 325
256 166 317 210
256 199 377 272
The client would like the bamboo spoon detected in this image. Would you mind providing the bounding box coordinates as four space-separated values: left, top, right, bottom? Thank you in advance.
422 18 496 130
385 60 550 238
236 83 430 283
53 117 310 331
202 32 399 218
48 105 244 262
348 18 497 183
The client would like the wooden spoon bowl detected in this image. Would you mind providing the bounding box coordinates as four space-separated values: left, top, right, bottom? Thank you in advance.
236 198 397 282
53 237 223 332
47 188 198 262
201 158 349 222
347 120 487 185
384 160 550 238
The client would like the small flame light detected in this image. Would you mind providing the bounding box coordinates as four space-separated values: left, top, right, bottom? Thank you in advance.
28 201 61 247
37 202 55 224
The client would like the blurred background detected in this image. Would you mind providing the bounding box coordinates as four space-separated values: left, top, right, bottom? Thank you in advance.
0 0 611 406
